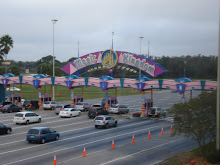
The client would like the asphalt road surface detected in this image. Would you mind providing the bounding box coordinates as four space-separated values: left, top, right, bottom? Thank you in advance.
0 90 201 165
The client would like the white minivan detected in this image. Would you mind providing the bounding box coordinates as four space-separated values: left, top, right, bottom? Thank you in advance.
13 112 41 125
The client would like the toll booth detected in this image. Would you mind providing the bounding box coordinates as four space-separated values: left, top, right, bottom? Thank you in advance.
102 96 118 108
145 99 153 115
41 94 52 105
74 95 83 103
10 94 21 107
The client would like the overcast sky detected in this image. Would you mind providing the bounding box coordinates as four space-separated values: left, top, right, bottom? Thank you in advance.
0 0 219 62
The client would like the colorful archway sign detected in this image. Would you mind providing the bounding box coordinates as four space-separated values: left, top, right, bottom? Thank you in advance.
1 78 9 88
62 50 167 77
176 84 185 94
33 79 40 89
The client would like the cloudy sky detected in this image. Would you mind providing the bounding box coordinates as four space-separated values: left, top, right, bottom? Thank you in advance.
0 0 219 62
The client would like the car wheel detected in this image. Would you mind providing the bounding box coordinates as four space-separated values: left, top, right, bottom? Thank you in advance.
78 112 81 116
52 107 55 110
38 118 41 123
16 123 19 125
26 120 29 125
70 114 72 118
105 124 109 129
55 135 59 140
7 129 11 134
2 111 4 113
41 138 45 144
95 125 98 129
114 121 117 127
27 140 31 143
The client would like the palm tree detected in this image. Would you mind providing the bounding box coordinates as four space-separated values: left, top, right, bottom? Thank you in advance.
0 35 13 72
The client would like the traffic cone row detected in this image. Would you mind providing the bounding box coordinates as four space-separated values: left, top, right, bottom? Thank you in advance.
53 125 174 162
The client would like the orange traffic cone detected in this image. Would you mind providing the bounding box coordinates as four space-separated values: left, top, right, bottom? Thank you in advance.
82 147 86 157
148 131 151 138
53 155 56 165
132 135 135 143
161 128 164 135
170 125 173 132
112 140 115 149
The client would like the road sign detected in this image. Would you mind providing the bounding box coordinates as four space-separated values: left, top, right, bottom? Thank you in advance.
38 92 42 98
71 92 74 99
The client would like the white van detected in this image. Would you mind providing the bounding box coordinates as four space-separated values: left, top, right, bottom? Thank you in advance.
13 112 41 125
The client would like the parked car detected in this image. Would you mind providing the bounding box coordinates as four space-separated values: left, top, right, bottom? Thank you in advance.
13 112 41 125
148 107 166 117
109 104 129 114
26 127 59 144
88 104 109 118
59 108 81 118
1 104 22 113
6 87 21 92
43 101 57 110
54 104 72 115
94 115 117 128
74 102 91 111
23 100 39 110
0 123 12 135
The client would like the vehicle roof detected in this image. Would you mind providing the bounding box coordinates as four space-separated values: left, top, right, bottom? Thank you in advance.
16 112 36 114
29 127 50 130
63 108 76 110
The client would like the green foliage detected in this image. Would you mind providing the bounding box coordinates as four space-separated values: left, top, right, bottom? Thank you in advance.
0 34 13 56
10 65 20 75
169 91 217 156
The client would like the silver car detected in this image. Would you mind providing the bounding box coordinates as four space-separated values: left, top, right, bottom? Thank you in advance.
74 102 91 112
109 104 129 114
43 101 57 110
148 107 166 117
94 115 117 129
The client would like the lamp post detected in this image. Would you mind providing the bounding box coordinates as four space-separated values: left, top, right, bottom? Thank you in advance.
139 37 144 77
52 19 58 101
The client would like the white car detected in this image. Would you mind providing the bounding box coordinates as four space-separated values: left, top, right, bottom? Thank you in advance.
59 108 81 118
6 87 21 92
43 101 57 110
13 112 41 125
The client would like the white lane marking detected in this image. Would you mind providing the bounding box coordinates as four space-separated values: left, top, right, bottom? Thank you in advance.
57 131 171 164
0 120 93 140
99 138 184 165
0 119 151 146
0 122 164 156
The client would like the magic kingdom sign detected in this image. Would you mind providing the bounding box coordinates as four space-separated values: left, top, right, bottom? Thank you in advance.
62 50 167 77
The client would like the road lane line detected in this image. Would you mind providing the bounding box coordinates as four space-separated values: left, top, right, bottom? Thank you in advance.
99 138 184 165
0 119 153 146
0 123 165 157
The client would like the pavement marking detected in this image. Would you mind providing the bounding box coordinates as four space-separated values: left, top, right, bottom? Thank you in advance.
0 122 165 157
99 137 184 165
0 120 93 139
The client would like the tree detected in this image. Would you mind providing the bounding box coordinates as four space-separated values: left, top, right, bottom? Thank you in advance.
10 65 20 76
0 35 13 60
169 91 216 157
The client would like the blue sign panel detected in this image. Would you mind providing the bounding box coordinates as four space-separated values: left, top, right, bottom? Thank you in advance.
100 81 108 92
1 78 9 88
176 84 185 95
105 92 108 101
136 82 145 92
71 92 74 99
38 92 42 98
66 80 73 90
33 79 40 89
141 97 145 104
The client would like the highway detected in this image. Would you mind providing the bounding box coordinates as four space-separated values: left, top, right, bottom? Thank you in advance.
0 90 201 165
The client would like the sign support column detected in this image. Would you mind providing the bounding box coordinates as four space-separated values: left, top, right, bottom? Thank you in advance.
39 86 42 110
142 91 145 117
71 88 74 106
151 89 153 99
105 89 108 110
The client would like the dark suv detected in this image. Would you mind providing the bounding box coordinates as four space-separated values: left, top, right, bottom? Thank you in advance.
88 104 109 118
23 100 39 110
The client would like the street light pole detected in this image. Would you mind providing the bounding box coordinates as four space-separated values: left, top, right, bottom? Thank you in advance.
52 19 58 101
139 37 144 77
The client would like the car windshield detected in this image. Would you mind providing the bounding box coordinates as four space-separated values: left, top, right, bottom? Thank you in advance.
56 106 63 108
15 114 23 117
76 103 83 105
93 105 101 107
150 108 157 111
24 101 31 104
111 105 118 108
44 102 50 104
28 129 39 134
62 110 69 111
4 104 11 108
95 117 103 120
